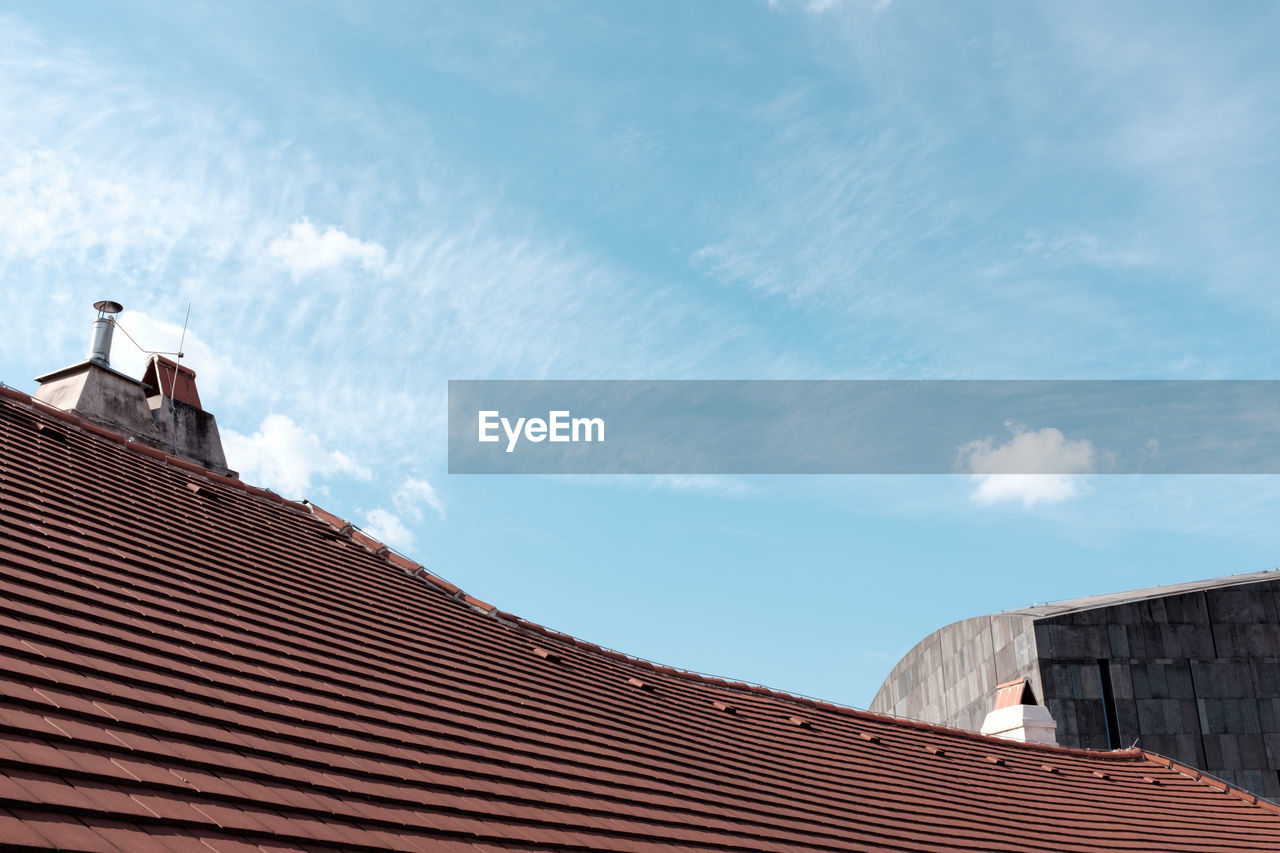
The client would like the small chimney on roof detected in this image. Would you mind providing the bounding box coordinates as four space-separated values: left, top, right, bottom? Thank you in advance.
34 301 232 476
980 677 1058 746
141 353 228 472
87 300 124 365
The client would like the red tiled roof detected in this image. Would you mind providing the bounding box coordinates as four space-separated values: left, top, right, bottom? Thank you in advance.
2 384 1280 852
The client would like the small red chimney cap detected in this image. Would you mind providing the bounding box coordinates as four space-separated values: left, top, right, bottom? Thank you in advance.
993 677 1038 710
142 355 202 410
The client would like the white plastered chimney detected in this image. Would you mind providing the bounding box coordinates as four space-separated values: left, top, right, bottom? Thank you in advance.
33 300 230 474
980 677 1058 746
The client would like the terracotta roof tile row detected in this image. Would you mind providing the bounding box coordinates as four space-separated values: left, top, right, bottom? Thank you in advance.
2 385 1280 851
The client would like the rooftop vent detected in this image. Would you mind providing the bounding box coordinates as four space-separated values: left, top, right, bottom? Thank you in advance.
142 356 202 409
993 677 1039 710
88 300 123 365
34 301 231 476
980 677 1058 746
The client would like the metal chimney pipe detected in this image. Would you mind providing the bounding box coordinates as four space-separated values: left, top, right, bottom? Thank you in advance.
87 300 124 366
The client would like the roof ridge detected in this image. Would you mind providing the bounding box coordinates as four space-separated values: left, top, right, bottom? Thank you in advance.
1005 568 1280 618
1143 751 1280 812
0 382 310 516
302 494 1162 760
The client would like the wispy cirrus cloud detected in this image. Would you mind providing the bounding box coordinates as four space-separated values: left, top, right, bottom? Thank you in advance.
691 106 936 310
688 4 1280 380
647 475 756 498
0 11 775 549
1043 6 1280 315
767 0 889 14
0 14 734 463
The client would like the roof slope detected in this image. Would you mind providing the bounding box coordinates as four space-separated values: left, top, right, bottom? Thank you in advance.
2 387 1280 853
1008 569 1280 617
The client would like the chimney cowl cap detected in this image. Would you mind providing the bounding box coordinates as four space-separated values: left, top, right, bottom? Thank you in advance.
94 300 124 315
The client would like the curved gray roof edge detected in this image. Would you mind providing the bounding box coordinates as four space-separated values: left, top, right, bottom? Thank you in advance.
1002 568 1280 619
869 567 1280 715
868 611 1039 714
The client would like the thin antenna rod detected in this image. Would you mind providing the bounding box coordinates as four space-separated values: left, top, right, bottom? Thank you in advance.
176 302 190 361
169 302 191 401
166 303 192 454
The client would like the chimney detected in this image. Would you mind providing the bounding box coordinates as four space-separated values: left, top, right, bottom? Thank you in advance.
34 301 231 476
979 677 1058 746
88 300 122 365
140 354 228 472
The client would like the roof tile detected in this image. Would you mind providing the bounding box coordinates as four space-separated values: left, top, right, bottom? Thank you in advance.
0 807 55 847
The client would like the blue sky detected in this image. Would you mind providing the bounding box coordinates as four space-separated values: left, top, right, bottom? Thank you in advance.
2 1 1280 708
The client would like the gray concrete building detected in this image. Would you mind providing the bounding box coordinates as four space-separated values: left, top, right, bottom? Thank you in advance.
870 570 1280 800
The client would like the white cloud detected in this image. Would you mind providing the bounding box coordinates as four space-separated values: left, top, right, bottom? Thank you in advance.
268 219 388 279
959 425 1097 475
222 414 370 497
355 476 445 554
392 476 446 521
957 424 1098 507
969 474 1088 508
359 507 416 552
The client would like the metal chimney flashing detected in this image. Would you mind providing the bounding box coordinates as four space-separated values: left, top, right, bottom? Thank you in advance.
34 359 144 388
